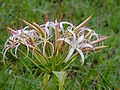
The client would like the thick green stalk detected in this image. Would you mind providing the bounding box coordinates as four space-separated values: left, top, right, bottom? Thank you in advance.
43 73 50 90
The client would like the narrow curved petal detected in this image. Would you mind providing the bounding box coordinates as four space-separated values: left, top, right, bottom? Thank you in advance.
45 27 49 37
3 47 10 59
60 22 74 28
49 22 55 29
23 26 29 31
59 23 64 32
78 34 84 43
68 30 76 41
2 45 9 53
57 38 71 45
65 48 75 62
76 48 84 65
15 43 20 57
78 43 93 48
43 42 46 56
60 22 74 32
32 41 44 56
45 22 55 36
81 27 99 40
10 47 17 58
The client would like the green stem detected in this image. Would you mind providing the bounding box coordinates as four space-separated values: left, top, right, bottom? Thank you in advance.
43 73 50 90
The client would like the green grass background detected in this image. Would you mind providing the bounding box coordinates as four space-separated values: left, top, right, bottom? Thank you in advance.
0 0 120 89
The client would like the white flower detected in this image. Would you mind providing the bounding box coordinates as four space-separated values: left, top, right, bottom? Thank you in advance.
57 30 93 65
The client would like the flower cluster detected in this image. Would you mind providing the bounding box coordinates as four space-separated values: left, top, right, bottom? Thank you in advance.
2 16 110 72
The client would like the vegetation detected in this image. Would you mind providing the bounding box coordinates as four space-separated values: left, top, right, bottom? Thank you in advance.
0 0 120 89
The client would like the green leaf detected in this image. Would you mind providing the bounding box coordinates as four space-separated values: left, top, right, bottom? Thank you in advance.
43 73 50 90
63 58 76 70
52 71 66 90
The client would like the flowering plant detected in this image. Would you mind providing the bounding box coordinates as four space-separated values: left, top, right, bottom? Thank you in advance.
2 16 110 89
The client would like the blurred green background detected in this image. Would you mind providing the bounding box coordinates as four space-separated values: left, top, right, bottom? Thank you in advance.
0 0 120 89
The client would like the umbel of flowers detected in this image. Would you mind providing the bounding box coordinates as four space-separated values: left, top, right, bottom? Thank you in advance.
2 16 110 90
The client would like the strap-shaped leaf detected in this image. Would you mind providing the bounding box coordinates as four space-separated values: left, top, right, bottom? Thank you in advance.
43 73 50 90
52 71 66 90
